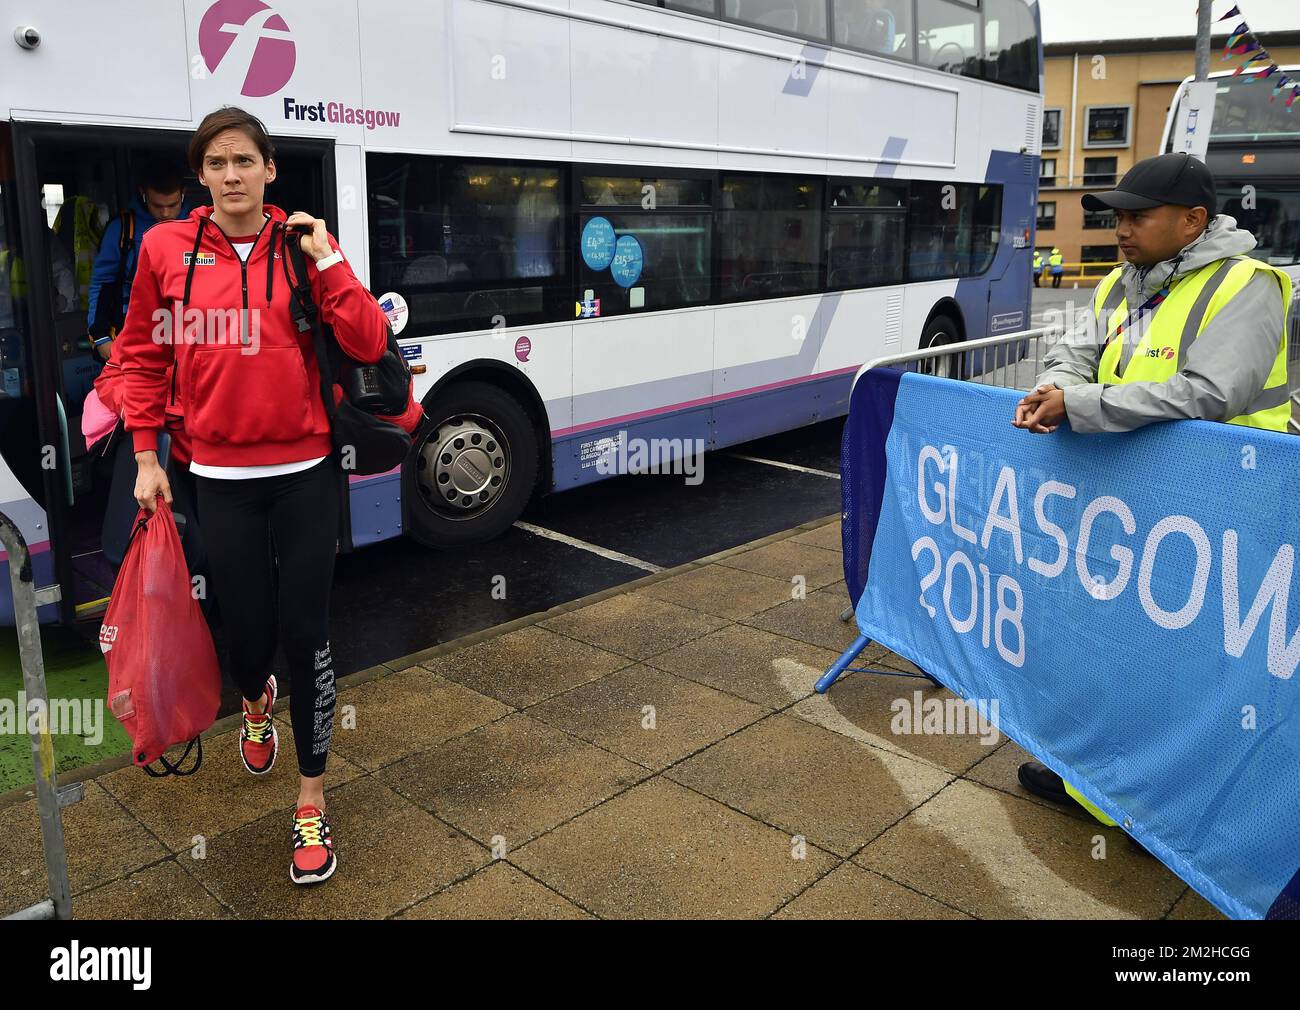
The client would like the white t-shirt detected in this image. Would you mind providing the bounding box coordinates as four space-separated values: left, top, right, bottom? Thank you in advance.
188 229 330 480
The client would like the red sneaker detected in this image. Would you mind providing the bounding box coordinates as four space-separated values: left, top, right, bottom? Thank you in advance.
290 804 336 885
239 675 278 775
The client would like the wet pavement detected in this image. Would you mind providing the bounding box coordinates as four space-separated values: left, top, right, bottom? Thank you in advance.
1 514 1223 920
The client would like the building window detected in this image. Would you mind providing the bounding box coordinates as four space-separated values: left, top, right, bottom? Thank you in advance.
1040 158 1056 188
1085 106 1131 148
1036 201 1056 230
1083 156 1118 187
719 173 823 300
367 155 568 336
577 174 712 316
1042 108 1062 149
826 180 907 288
916 0 981 76
1081 245 1120 276
724 0 827 39
1083 207 1117 230
832 0 914 60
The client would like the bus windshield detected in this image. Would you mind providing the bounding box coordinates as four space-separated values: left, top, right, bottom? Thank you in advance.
1210 74 1300 144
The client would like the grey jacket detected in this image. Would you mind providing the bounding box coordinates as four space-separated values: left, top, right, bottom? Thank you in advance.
1035 215 1290 433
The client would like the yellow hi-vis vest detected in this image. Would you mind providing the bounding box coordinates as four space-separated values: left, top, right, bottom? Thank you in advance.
1033 251 1043 269
1048 250 1063 268
1092 255 1293 432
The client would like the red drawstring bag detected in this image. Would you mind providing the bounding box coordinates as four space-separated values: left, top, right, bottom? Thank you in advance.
101 498 221 775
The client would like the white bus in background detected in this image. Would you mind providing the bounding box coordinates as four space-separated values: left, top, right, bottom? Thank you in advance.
1163 67 1300 279
0 0 1043 625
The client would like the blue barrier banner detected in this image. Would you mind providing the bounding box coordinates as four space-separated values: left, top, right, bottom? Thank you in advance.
844 368 1300 920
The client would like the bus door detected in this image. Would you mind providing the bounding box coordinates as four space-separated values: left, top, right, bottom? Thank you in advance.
6 121 335 624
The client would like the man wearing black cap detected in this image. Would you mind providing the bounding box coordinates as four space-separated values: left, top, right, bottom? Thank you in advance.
1011 153 1294 823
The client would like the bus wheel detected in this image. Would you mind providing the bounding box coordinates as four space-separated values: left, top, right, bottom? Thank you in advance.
919 315 962 379
403 381 539 548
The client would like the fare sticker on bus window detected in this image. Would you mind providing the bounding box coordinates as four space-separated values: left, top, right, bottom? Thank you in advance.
581 217 616 270
611 235 644 288
377 291 409 335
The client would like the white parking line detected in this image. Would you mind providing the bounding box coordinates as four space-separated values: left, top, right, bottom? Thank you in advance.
512 521 663 573
726 454 841 479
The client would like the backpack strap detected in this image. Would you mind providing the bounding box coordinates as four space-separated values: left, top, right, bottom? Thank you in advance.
282 227 340 423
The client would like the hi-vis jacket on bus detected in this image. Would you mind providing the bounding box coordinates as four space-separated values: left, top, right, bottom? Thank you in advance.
1035 215 1292 434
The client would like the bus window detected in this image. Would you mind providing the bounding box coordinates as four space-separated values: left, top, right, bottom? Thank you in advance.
719 174 822 301
367 156 568 335
826 180 907 288
1219 186 1300 267
832 0 914 60
983 0 1039 92
917 0 981 77
908 181 1003 280
724 0 827 40
577 174 711 317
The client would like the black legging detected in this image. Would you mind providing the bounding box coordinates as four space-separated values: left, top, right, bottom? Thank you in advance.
195 458 339 777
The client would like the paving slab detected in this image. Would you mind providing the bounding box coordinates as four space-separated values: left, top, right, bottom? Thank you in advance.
741 587 864 654
963 739 1095 822
791 669 1002 775
511 777 837 919
420 624 633 708
1167 888 1228 921
98 724 367 852
525 664 767 770
634 564 795 621
666 714 952 857
72 859 230 920
644 623 847 710
328 666 511 771
773 862 972 919
787 521 843 552
377 712 648 849
538 593 728 661
398 861 591 920
855 779 1187 919
184 775 489 919
715 539 845 591
0 778 167 916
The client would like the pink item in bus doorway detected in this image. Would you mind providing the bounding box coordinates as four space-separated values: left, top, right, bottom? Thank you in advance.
81 387 119 451
102 499 221 775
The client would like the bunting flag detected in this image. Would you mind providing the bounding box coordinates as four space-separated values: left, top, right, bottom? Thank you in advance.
1217 3 1300 109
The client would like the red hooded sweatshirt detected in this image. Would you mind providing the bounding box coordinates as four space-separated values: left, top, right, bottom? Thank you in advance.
115 204 390 467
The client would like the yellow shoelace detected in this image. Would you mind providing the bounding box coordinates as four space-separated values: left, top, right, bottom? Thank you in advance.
243 706 272 744
294 813 324 847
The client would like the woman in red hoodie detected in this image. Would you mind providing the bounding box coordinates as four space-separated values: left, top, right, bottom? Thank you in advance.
116 107 391 885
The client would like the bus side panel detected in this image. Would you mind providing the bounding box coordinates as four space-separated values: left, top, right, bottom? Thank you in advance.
711 368 855 448
551 405 712 491
347 470 403 549
0 459 59 625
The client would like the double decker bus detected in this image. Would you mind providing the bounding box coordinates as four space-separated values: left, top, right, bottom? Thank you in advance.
1 0 1042 624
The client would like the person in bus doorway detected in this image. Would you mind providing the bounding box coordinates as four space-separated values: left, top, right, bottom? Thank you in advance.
87 159 189 362
1032 248 1043 287
1048 245 1064 288
1011 152 1292 835
115 106 391 885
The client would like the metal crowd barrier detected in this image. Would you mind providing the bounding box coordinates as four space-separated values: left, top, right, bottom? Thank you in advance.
0 511 73 920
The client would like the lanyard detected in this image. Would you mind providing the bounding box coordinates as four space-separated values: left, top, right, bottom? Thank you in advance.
1104 255 1185 346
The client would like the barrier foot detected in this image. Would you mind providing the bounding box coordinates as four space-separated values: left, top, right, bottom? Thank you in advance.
816 634 870 693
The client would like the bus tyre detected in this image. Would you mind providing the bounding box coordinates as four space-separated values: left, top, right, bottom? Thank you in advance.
403 382 539 548
920 315 962 380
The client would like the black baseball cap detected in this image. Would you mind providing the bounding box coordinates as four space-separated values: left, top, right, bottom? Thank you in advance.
1081 153 1217 212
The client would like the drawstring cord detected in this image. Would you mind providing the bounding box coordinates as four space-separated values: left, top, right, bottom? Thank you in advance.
181 216 207 308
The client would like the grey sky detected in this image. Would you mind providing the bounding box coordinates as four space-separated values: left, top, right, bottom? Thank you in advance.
1038 0 1299 44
